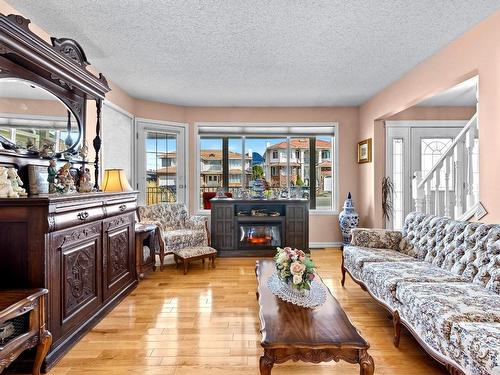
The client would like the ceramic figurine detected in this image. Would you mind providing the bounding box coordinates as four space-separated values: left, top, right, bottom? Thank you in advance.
7 168 27 196
54 162 76 194
0 166 18 198
47 159 57 194
78 141 89 161
39 142 55 158
78 167 93 193
339 192 359 246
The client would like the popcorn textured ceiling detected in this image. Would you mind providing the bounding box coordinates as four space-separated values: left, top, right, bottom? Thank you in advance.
8 0 500 106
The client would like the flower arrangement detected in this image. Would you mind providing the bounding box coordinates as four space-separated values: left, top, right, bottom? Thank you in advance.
274 247 316 291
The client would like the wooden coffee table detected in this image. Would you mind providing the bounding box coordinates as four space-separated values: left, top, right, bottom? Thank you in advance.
256 260 374 374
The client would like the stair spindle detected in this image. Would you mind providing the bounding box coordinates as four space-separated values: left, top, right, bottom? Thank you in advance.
434 165 442 216
443 157 451 217
425 179 432 215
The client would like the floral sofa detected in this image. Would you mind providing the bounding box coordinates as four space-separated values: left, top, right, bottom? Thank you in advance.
342 212 500 375
137 203 209 266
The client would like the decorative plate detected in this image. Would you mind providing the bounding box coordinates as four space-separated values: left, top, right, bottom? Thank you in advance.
267 272 326 308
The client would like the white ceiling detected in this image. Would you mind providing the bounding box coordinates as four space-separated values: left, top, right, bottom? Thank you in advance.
8 1 500 106
0 79 58 100
417 76 478 107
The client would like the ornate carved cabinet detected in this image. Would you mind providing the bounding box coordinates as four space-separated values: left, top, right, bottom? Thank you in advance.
0 191 137 371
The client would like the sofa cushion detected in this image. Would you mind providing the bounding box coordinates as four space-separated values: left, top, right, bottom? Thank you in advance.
163 229 208 252
350 228 402 250
343 245 414 281
361 261 466 309
448 322 500 375
396 282 500 349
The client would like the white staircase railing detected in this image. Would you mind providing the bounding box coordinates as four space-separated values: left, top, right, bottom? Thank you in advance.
412 113 478 219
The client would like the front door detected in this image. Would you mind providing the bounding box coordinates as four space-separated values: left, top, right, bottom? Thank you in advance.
385 122 465 229
136 119 187 206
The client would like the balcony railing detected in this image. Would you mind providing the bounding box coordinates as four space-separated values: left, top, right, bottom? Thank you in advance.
146 186 176 205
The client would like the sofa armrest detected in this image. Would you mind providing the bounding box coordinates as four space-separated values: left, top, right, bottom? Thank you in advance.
350 228 402 251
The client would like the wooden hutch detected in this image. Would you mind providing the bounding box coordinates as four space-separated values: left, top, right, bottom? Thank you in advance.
0 13 138 371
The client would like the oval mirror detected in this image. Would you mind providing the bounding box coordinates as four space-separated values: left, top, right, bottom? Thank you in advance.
0 78 81 157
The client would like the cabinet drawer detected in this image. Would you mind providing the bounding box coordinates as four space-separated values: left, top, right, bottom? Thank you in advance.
51 207 105 231
106 201 136 217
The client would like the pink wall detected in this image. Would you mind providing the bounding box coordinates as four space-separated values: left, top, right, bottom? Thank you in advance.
358 10 500 227
386 106 475 121
131 104 360 244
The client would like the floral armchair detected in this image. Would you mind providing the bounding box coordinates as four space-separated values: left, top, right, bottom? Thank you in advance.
136 203 209 266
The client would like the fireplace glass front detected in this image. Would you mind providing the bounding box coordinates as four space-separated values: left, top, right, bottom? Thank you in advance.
239 223 282 249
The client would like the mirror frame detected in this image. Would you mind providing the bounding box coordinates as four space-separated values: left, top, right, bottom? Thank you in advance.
0 13 110 189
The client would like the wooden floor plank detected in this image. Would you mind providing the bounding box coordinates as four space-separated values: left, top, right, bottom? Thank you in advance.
9 249 447 374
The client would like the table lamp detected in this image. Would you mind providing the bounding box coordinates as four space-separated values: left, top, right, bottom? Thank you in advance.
101 169 133 192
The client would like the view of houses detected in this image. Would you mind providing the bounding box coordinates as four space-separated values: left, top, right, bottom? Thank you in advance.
146 138 332 205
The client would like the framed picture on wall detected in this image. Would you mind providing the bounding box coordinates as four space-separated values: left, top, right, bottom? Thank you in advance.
357 138 372 163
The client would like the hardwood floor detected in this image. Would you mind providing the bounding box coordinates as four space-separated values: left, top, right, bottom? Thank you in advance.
32 249 447 374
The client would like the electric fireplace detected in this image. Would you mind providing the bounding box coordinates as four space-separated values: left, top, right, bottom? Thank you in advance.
210 199 309 256
239 222 282 249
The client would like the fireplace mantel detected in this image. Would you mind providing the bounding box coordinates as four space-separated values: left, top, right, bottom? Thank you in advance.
210 199 309 256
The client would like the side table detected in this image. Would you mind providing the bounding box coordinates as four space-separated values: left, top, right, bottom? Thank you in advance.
0 289 52 375
135 223 159 279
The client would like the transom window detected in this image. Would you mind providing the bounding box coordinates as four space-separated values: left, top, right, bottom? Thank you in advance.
196 124 337 212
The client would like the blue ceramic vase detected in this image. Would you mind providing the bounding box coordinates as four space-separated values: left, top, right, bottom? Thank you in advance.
339 192 359 246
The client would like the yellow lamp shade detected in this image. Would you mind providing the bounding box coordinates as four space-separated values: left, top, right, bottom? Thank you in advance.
101 169 133 192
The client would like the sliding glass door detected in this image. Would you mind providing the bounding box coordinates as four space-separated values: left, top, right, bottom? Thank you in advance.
136 120 187 206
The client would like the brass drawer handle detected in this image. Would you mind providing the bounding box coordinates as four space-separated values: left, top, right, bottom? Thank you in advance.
119 204 126 212
77 211 89 220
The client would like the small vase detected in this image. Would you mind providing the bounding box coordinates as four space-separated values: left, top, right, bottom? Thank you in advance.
338 192 359 246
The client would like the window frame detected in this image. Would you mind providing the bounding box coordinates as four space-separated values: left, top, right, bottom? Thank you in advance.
195 122 339 215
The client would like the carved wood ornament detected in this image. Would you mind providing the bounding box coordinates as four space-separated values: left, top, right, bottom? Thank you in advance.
0 13 110 188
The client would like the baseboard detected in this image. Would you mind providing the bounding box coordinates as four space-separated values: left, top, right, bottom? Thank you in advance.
309 241 342 249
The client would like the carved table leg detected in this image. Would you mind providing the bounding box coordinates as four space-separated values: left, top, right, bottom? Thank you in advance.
393 310 401 348
33 330 52 375
359 349 374 375
259 350 274 375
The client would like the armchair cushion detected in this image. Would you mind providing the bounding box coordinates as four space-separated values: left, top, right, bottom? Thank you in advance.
350 228 402 251
163 229 208 253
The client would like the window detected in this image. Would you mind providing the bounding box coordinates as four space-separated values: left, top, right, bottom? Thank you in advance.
197 124 337 212
146 131 177 204
421 138 453 190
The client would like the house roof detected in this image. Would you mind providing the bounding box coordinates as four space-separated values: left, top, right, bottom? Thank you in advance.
267 138 331 150
200 150 251 160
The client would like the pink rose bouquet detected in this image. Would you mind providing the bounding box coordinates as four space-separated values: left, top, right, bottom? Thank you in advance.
274 247 316 290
